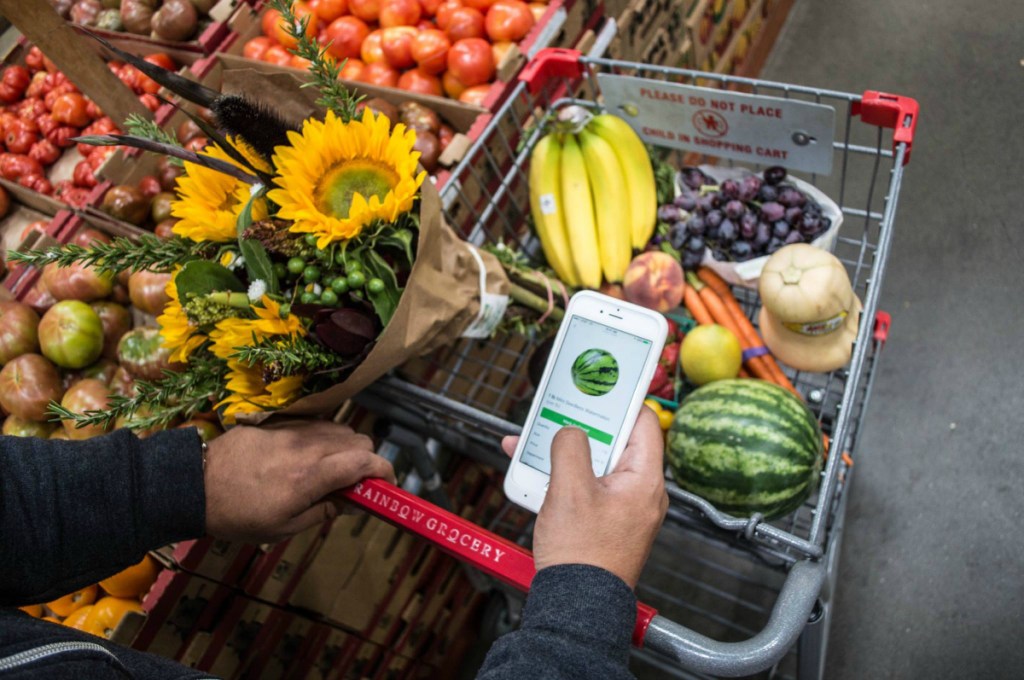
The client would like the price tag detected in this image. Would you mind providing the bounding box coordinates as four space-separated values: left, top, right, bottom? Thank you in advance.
597 74 836 175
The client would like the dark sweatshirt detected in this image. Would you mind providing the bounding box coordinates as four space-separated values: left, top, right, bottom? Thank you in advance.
0 430 636 678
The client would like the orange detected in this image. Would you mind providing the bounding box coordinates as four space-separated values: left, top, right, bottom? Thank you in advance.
62 605 93 631
18 604 42 617
100 555 159 598
42 616 61 624
47 584 97 618
82 597 144 639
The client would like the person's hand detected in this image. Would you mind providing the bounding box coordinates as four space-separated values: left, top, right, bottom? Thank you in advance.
501 407 667 588
203 420 394 544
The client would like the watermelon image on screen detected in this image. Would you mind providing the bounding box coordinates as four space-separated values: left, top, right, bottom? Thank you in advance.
571 349 619 396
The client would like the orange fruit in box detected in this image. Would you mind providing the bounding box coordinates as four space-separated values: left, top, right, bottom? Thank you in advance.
311 0 348 22
99 555 159 599
62 605 93 631
47 584 97 618
42 616 61 624
82 597 144 639
243 36 274 61
18 604 42 617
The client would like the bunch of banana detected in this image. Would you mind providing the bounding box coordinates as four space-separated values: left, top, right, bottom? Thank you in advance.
528 113 657 289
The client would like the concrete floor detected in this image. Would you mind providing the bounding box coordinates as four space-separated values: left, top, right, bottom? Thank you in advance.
761 1 1024 678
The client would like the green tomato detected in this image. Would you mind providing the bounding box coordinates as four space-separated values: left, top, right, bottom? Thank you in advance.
303 266 321 283
331 277 349 294
367 278 386 294
278 303 291 318
320 289 339 306
287 257 306 275
346 271 366 289
38 300 104 369
300 292 317 305
304 234 319 247
273 263 288 281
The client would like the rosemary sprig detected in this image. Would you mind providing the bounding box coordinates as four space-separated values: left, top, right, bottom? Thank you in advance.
232 335 351 376
49 357 227 432
123 114 184 167
267 0 363 122
8 235 215 275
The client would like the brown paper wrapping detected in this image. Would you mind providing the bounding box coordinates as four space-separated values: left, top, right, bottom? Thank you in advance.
227 69 508 423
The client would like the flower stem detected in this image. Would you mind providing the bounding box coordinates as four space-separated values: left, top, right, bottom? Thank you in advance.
508 283 564 322
207 292 251 309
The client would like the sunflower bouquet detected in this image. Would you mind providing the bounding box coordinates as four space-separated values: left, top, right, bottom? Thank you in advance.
12 0 514 430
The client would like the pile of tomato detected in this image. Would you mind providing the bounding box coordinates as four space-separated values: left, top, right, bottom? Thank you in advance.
244 0 547 104
0 46 178 207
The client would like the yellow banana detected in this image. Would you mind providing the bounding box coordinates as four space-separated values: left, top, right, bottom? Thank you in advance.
587 113 658 249
559 134 602 289
528 133 579 286
578 128 631 283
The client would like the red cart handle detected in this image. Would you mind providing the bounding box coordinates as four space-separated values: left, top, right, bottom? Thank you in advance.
853 91 919 164
341 478 658 647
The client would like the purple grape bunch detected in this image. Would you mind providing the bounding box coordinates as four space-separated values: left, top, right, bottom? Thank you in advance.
655 165 831 267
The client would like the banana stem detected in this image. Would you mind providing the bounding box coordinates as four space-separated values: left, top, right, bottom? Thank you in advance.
509 283 564 322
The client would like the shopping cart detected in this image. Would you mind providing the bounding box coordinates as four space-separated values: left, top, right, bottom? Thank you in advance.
339 46 917 679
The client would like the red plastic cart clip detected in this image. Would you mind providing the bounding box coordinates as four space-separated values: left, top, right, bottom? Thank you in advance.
519 48 585 94
873 311 892 346
341 478 658 647
853 92 919 164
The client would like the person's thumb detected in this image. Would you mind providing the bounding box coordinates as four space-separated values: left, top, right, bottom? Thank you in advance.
549 426 596 495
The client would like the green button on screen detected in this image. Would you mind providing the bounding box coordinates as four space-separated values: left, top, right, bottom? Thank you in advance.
540 407 614 445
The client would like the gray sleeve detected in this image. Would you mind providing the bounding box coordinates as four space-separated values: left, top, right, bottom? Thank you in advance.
0 427 206 605
477 564 636 680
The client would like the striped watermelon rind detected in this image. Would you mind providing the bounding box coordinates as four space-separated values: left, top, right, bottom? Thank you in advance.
667 379 823 520
571 348 619 396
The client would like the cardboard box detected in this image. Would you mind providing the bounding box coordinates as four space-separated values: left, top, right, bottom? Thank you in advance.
242 520 333 605
153 537 260 587
0 179 71 295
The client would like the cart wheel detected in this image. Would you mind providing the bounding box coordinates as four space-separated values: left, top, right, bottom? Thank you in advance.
480 592 520 640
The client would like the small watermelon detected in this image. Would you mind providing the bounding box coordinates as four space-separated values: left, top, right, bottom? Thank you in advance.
667 379 822 520
571 348 619 396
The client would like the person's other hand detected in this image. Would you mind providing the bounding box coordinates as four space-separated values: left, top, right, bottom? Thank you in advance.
501 407 667 588
204 420 394 544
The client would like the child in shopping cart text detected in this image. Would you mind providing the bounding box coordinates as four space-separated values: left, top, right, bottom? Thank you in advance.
0 412 666 678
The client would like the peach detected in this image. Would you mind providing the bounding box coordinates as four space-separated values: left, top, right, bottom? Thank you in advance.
599 281 626 301
622 252 685 312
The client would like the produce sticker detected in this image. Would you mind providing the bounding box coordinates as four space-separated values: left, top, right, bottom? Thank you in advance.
597 74 836 175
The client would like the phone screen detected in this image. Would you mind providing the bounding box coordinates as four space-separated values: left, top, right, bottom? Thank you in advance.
519 315 654 477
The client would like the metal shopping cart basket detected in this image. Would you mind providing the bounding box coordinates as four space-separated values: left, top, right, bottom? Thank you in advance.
340 46 918 679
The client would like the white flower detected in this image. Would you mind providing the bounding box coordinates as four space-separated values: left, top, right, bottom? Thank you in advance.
231 255 245 271
247 279 268 302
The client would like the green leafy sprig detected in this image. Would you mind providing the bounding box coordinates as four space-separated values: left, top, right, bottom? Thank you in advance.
8 235 215 275
123 114 184 167
48 357 228 432
232 335 353 376
267 0 363 122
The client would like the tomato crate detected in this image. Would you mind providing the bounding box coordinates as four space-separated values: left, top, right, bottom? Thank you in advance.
334 47 918 679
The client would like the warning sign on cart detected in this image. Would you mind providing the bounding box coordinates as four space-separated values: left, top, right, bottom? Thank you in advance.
597 74 836 175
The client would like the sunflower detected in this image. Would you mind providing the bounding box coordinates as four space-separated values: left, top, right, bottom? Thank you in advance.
208 296 305 361
157 271 206 363
268 109 426 249
171 137 270 243
217 359 305 423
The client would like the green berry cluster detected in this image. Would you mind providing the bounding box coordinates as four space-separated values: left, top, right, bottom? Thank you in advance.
278 239 384 308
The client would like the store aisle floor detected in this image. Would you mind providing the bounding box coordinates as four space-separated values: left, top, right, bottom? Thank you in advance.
761 1 1024 678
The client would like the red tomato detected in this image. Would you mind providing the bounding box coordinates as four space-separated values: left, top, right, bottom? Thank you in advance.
262 45 294 66
184 137 209 153
361 30 386 64
362 62 400 87
41 56 58 75
397 68 443 96
115 65 138 92
290 55 314 70
0 154 44 181
18 100 47 124
445 7 485 41
25 72 49 99
28 140 60 166
0 112 16 138
52 93 90 127
447 38 494 86
59 186 92 207
261 8 283 38
485 0 534 42
435 0 463 29
0 67 30 103
491 40 515 66
327 17 371 60
20 173 53 195
462 0 495 9
458 83 491 106
87 147 114 171
275 2 319 49
45 126 78 149
243 36 275 61
73 160 99 188
77 118 116 155
442 70 467 98
417 19 437 29
25 47 46 72
380 0 422 27
5 121 38 155
138 176 161 198
438 122 454 148
419 0 444 15
85 100 103 121
381 27 418 69
528 2 546 22
338 58 367 81
137 94 161 113
310 0 348 22
134 72 161 96
411 29 451 74
144 53 176 71
349 0 382 21
36 116 58 137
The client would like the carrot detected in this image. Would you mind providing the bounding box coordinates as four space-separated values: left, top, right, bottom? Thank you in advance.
822 434 854 467
682 283 714 325
697 268 799 395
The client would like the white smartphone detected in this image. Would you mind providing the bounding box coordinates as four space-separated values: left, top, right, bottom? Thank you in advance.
504 290 668 513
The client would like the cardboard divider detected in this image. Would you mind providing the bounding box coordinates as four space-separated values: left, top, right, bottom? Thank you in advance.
0 178 72 296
